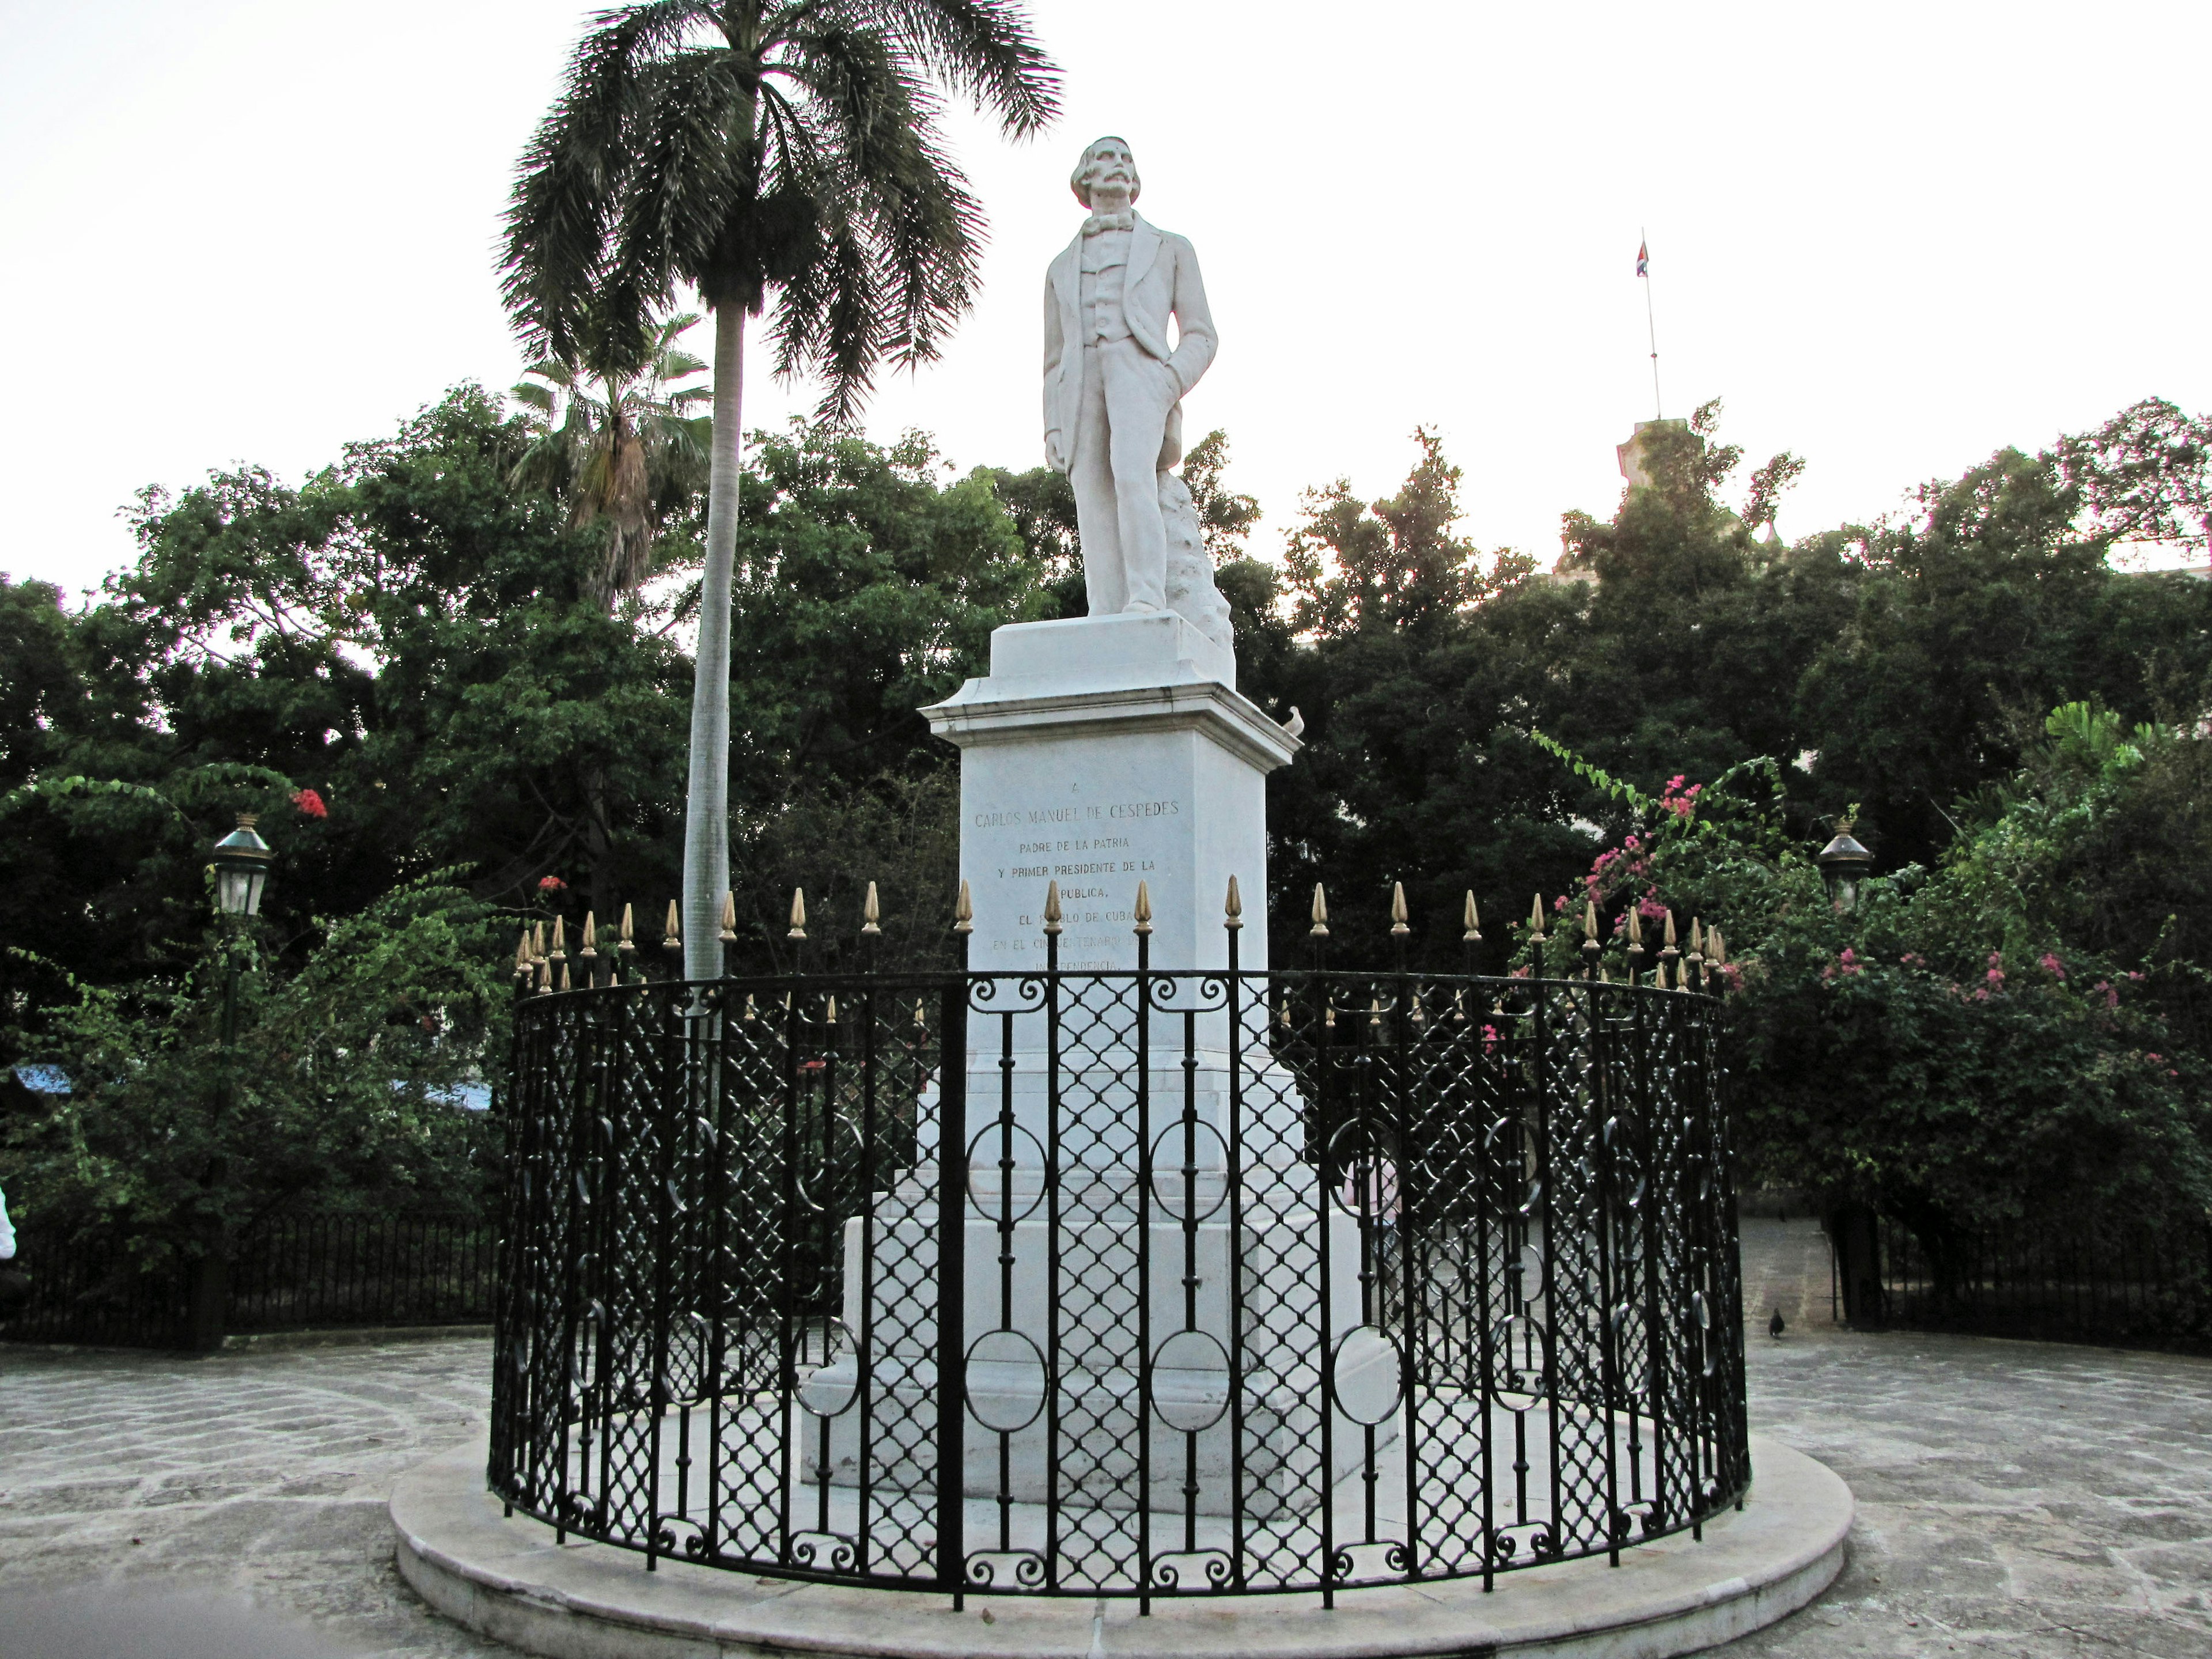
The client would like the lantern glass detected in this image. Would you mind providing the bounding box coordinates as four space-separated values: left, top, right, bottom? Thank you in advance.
210 815 274 918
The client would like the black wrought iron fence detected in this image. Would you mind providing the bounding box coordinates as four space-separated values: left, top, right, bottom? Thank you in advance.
1872 1213 2212 1353
228 1211 497 1332
2 1210 495 1349
489 912 1748 1604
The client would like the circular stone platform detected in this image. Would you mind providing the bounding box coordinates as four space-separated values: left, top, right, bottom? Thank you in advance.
391 1436 1850 1659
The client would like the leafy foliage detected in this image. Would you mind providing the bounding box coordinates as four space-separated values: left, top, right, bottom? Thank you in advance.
5 877 506 1262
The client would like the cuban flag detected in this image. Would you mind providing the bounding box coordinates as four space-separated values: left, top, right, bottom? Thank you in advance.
1636 238 1649 278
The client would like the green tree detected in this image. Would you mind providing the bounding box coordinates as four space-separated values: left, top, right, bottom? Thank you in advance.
1529 712 2212 1317
510 309 714 609
501 0 1060 978
3 876 507 1321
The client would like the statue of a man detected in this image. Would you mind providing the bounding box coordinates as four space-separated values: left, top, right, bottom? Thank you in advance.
1043 137 1218 617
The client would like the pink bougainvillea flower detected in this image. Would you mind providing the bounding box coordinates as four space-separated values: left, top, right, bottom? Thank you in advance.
537 875 567 892
291 788 327 819
2039 952 2065 978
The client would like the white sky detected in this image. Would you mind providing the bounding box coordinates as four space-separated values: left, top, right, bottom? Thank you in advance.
5 0 2207 601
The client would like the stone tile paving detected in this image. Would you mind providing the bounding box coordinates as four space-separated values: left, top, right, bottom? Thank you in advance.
0 1218 2204 1658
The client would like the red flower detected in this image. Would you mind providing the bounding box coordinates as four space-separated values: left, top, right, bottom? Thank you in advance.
2039 952 2066 979
537 875 567 892
291 788 327 819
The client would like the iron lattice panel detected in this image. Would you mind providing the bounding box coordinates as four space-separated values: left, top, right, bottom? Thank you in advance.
488 965 1748 1603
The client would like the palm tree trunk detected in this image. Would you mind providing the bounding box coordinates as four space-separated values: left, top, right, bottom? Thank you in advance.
681 296 744 979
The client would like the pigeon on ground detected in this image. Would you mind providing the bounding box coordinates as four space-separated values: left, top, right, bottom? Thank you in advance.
1768 1309 1786 1339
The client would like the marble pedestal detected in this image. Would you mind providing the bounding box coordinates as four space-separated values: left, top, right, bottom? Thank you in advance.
921 612 1301 1161
801 615 1388 1515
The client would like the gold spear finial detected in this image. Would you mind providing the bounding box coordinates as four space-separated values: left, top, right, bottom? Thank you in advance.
787 889 807 940
535 954 551 994
1391 881 1410 935
1627 906 1644 958
719 891 737 943
1310 883 1330 937
1687 916 1703 968
618 903 636 955
953 878 973 934
514 927 532 977
744 993 757 1021
662 900 681 953
1132 880 1153 935
1463 892 1481 942
1529 894 1547 944
825 994 839 1024
861 881 881 936
558 959 572 992
533 921 547 964
1043 880 1063 935
1225 874 1243 930
1582 899 1600 941
580 912 598 959
549 916 567 962
1369 996 1383 1026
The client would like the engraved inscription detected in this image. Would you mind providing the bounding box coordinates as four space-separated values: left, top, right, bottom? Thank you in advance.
975 797 1178 969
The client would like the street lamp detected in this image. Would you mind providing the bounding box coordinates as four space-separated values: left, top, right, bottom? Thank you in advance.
1816 824 1873 912
210 815 274 917
194 812 272 1351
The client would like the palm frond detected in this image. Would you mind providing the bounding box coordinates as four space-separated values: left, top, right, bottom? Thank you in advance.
617 50 754 303
501 1 709 355
866 0 1060 136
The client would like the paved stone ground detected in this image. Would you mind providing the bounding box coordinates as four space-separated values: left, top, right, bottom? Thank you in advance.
1 1218 2207 1658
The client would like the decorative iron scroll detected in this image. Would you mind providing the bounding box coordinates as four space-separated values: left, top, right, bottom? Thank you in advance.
489 959 1747 1606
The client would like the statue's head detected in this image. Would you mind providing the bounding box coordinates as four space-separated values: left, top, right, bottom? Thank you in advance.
1070 137 1139 209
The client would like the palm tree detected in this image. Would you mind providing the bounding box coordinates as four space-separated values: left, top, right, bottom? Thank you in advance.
502 2 1059 978
510 310 714 610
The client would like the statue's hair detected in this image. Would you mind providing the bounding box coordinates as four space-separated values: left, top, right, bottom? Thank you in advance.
1070 137 1140 209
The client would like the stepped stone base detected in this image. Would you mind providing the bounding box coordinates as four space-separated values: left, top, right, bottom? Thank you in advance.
391 1434 1850 1659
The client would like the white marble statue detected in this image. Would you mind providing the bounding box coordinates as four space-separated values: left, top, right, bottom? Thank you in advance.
1043 137 1223 630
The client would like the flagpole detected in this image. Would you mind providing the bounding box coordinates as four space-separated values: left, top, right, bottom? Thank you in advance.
1641 226 1662 419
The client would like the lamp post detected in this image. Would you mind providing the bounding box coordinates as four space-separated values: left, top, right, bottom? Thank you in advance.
193 815 273 1350
1813 818 1882 1323
1816 825 1872 913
